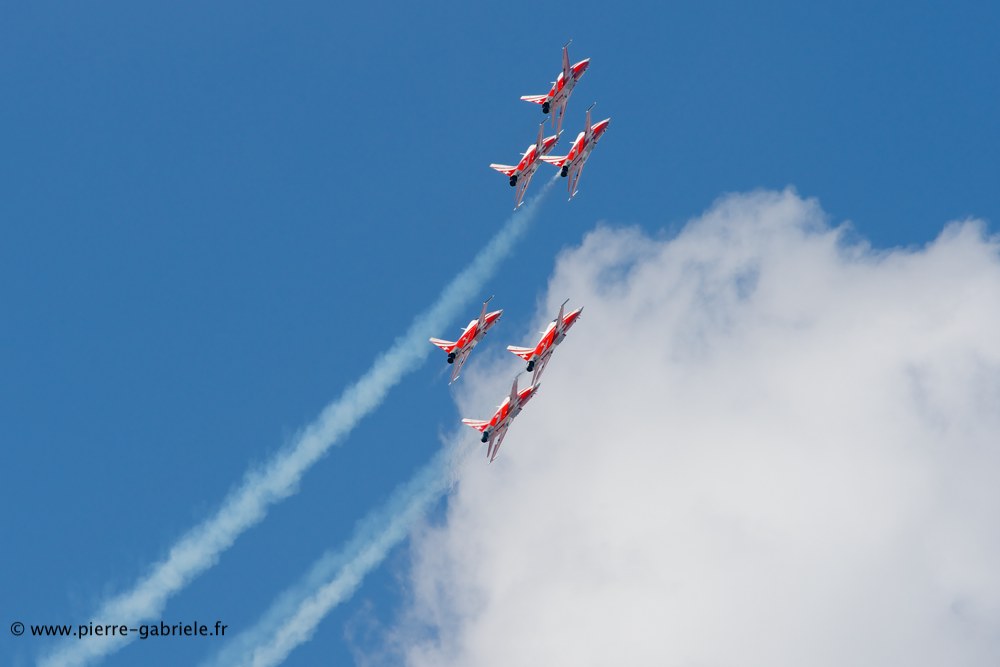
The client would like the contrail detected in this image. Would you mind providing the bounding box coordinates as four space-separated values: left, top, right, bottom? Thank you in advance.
39 178 555 667
203 445 457 667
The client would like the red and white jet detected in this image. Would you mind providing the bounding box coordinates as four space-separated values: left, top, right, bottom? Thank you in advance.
429 297 503 383
489 123 561 210
462 375 540 462
520 40 590 135
541 104 611 200
507 299 583 385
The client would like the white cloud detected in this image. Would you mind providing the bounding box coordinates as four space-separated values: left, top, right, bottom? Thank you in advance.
389 189 1000 667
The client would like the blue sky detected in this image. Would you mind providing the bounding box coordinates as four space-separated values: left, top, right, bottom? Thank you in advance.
2 2 998 666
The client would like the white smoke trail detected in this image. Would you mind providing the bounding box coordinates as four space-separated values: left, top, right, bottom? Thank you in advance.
203 446 456 667
39 178 555 667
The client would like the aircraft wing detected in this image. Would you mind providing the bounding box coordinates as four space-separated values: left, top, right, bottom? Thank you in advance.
552 99 567 134
487 421 511 462
448 345 473 383
531 348 555 385
513 168 535 209
567 160 587 199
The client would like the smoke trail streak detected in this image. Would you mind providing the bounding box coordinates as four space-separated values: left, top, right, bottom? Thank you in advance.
39 179 555 667
204 446 456 667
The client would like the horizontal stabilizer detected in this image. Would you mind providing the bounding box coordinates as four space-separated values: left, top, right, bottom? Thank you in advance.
489 163 517 176
461 418 490 432
541 154 568 167
520 94 548 104
429 337 457 353
506 345 535 361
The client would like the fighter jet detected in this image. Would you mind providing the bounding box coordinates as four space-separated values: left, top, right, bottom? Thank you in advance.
462 376 540 462
430 297 503 383
520 40 590 135
506 299 583 385
489 123 561 210
541 104 611 200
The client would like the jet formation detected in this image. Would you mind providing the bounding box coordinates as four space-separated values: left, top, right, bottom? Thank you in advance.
491 41 612 207
429 41 605 462
430 299 582 462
